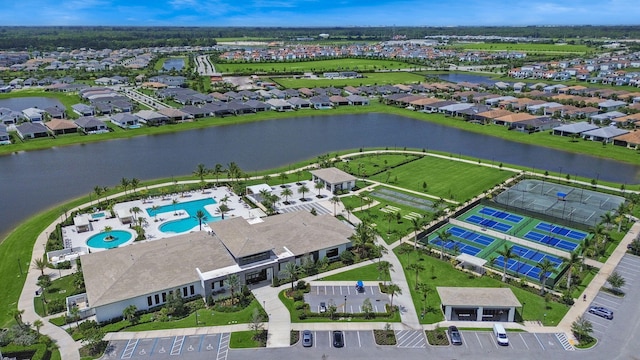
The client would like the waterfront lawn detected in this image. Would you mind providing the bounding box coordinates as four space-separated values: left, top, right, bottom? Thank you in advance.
395 245 570 325
273 72 425 89
321 262 389 281
369 155 513 203
338 152 422 178
214 58 412 74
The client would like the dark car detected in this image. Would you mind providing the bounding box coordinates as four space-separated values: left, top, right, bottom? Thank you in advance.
333 331 344 348
589 306 614 320
302 330 313 347
448 325 462 345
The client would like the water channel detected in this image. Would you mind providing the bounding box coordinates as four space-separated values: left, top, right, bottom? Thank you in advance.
1 113 639 238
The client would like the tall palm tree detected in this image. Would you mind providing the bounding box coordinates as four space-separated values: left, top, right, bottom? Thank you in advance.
172 199 179 215
33 319 44 336
130 206 141 222
496 244 514 282
297 184 309 201
281 261 301 290
130 178 140 197
349 222 376 258
537 258 557 295
407 262 425 289
194 210 207 231
193 163 209 192
415 282 432 316
385 211 396 235
32 258 47 277
281 188 293 204
387 283 402 309
122 305 138 324
227 274 240 301
8 309 25 327
411 217 423 250
314 182 324 197
344 203 354 221
212 163 224 185
600 212 614 231
93 185 104 208
437 230 451 260
329 196 341 216
615 202 627 232
278 172 288 187
120 177 130 197
217 203 230 220
564 251 581 290
377 261 393 286
151 205 160 222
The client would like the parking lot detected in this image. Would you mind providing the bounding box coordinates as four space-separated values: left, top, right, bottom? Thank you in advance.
454 330 569 352
293 330 377 349
305 284 390 313
105 334 230 360
584 254 640 337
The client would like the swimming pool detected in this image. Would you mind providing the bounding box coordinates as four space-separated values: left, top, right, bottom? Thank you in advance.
91 212 106 219
87 230 133 249
147 198 221 234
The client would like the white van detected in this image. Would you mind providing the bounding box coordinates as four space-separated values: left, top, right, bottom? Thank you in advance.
493 323 509 346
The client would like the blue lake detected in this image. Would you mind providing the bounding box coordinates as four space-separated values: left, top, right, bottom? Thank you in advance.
162 58 184 71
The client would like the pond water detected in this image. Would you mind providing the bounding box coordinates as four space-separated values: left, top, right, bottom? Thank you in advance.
437 73 499 85
162 58 184 71
1 113 638 238
0 97 65 111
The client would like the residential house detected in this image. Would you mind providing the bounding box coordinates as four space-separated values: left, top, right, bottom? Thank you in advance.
329 95 349 106
75 116 108 134
0 124 11 144
309 95 333 110
287 97 312 109
346 95 369 106
44 106 66 119
45 119 78 135
72 104 95 117
266 99 293 112
612 130 640 149
110 113 140 129
134 110 171 126
22 108 46 122
552 122 599 137
598 99 627 111
581 127 629 143
244 100 270 112
0 108 24 125
16 122 49 139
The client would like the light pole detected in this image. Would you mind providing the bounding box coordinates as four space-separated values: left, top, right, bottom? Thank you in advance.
17 258 23 276
344 296 347 313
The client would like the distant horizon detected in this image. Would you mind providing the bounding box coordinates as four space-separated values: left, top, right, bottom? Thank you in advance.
1 0 638 27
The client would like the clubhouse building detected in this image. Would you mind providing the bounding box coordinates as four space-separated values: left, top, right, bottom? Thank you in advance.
77 211 354 323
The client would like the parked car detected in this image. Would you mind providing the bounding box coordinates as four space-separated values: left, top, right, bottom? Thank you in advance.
333 330 344 348
589 306 614 320
302 330 313 347
319 302 326 313
448 326 462 345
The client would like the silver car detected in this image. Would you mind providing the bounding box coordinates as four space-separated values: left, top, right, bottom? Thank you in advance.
302 330 313 347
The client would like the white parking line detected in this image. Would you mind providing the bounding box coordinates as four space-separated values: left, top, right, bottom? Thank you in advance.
357 331 362 347
475 333 483 349
460 333 468 348
519 334 529 350
533 333 545 350
314 331 317 348
594 297 621 307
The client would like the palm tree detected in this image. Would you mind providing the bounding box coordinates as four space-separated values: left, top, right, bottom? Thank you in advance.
297 184 309 201
600 212 614 231
344 203 354 221
8 308 25 327
278 172 288 187
217 203 230 220
281 188 293 204
411 217 423 250
120 177 130 197
537 258 557 294
314 182 324 197
590 223 606 255
385 211 396 235
407 262 425 289
151 205 160 221
130 206 141 222
496 244 514 282
349 222 376 258
193 163 209 192
377 261 393 286
281 261 301 290
226 273 240 301
32 258 47 277
329 196 341 216
437 230 451 260
212 163 224 185
122 305 138 324
194 210 207 231
130 178 140 197
70 304 80 328
564 251 581 290
415 282 432 316
387 283 402 309
615 202 627 232
172 199 179 215
93 185 104 207
33 319 44 336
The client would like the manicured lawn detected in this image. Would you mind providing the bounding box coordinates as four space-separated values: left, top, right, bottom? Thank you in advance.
338 153 422 178
355 191 431 243
394 245 570 325
273 72 425 89
112 299 265 332
321 262 389 282
229 330 266 348
214 58 412 74
34 274 83 316
448 43 590 54
369 154 516 203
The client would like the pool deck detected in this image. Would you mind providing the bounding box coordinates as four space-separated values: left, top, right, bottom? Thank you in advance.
62 186 263 253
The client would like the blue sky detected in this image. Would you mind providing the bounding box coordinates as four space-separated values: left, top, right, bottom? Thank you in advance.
1 0 638 27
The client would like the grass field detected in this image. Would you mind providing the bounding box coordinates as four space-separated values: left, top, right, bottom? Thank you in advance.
0 89 81 118
449 43 591 54
368 155 514 203
339 153 422 178
395 244 570 324
272 72 425 89
214 58 413 74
